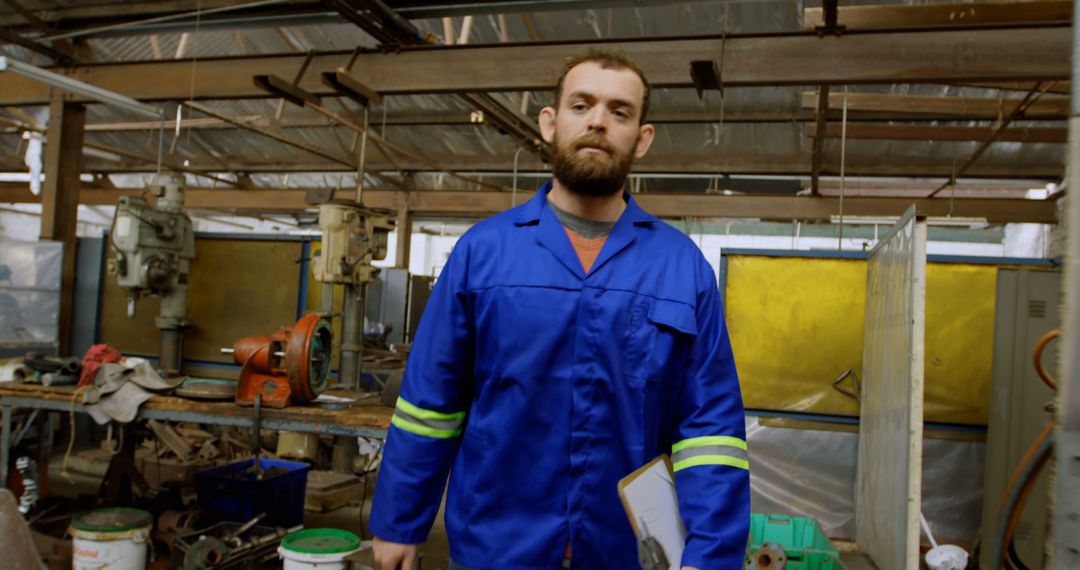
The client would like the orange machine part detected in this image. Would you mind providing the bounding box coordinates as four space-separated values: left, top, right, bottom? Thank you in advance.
233 313 327 408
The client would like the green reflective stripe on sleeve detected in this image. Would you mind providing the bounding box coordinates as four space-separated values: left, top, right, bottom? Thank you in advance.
395 396 466 422
390 415 463 439
672 455 750 473
671 435 747 453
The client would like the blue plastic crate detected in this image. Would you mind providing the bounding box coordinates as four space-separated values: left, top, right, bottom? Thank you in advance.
195 458 310 527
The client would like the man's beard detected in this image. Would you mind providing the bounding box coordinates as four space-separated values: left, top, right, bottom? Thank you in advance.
551 132 636 197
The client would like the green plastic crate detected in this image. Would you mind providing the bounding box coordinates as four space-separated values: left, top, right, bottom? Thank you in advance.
745 513 844 569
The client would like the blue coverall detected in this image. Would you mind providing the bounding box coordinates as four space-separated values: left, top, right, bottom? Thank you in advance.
369 183 750 569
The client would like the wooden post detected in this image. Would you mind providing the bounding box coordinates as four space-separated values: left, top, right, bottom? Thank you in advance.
39 97 86 356
395 205 413 270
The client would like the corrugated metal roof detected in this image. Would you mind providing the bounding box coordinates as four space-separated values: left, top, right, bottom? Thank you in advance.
0 0 1067 190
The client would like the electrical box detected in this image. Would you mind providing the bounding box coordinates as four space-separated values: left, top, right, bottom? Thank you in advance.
981 268 1060 568
405 274 434 344
312 203 392 285
365 268 408 346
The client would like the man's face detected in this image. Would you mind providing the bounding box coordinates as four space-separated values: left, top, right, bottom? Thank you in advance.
540 61 655 197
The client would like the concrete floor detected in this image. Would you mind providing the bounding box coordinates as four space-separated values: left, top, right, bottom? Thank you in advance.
839 552 879 569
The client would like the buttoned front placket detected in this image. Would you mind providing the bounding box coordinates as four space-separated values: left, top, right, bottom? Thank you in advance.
530 190 648 568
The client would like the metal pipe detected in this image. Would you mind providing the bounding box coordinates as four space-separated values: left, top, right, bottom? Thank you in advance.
157 278 189 374
43 0 291 41
320 283 334 314
220 348 284 357
356 106 368 203
339 283 364 388
11 410 40 447
332 436 357 474
0 56 162 119
837 87 848 250
512 146 523 206
1 406 12 484
159 329 183 374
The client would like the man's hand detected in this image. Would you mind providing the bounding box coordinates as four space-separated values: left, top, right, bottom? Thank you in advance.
373 536 418 570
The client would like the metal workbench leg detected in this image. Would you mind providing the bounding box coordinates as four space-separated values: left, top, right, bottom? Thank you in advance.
1 405 11 485
36 411 51 499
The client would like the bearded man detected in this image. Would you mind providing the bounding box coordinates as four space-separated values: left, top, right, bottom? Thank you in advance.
370 50 750 570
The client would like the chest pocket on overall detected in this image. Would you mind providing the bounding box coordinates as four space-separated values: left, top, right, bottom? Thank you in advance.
625 298 698 457
625 298 698 380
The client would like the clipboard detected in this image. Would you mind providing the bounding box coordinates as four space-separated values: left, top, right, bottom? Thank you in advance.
617 454 687 569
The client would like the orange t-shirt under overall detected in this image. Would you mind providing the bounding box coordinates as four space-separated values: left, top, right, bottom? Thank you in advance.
564 227 606 274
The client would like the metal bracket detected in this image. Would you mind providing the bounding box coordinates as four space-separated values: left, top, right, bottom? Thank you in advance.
690 60 723 100
813 23 847 36
322 70 382 108
813 0 846 37
832 368 861 401
256 50 318 119
252 73 320 108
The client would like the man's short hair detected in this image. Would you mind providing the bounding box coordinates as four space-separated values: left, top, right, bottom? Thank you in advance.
552 48 651 124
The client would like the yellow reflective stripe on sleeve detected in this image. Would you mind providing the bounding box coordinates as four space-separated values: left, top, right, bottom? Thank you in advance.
390 415 463 439
395 396 466 422
391 396 466 439
673 455 750 473
671 435 750 472
671 435 747 453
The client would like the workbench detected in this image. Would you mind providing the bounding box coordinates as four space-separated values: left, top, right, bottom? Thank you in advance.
0 382 393 482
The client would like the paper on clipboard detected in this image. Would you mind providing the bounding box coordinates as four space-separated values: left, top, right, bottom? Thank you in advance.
618 455 686 569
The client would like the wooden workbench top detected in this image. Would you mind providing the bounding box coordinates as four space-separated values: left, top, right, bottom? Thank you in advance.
0 383 392 431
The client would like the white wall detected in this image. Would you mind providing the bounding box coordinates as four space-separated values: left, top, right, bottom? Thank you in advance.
401 225 1016 283
0 204 112 241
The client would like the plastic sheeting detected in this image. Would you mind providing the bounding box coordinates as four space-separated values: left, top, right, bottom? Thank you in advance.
0 239 62 350
747 417 985 544
855 208 925 570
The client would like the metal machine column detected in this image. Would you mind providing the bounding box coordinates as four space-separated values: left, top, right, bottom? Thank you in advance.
312 204 392 388
340 284 365 388
1052 1 1080 564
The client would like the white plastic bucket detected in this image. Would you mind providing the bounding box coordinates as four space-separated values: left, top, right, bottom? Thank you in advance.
278 548 357 570
71 528 150 569
69 508 151 570
278 528 362 570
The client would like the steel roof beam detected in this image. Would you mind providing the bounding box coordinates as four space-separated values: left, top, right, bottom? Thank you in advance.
0 186 1058 223
0 27 1069 106
26 153 1061 178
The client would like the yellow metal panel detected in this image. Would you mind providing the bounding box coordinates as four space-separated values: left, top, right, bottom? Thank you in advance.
99 238 302 365
726 254 997 425
922 263 995 425
726 256 866 418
